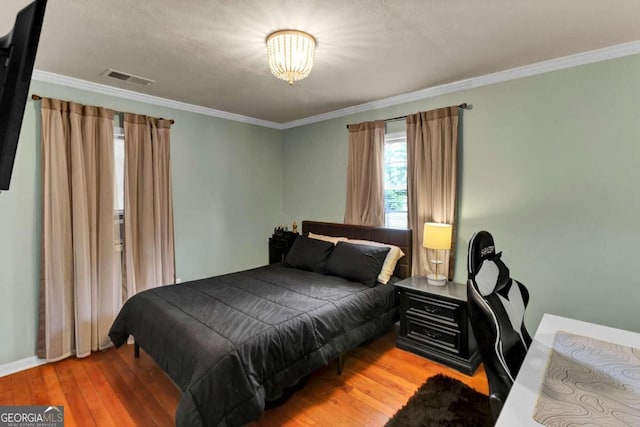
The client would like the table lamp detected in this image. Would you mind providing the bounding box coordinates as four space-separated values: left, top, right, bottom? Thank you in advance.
423 222 452 286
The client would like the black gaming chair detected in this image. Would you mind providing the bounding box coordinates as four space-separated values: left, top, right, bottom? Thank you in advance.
466 231 532 421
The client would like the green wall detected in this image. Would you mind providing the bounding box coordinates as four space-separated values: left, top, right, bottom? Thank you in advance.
283 54 640 334
3 54 639 367
0 80 284 365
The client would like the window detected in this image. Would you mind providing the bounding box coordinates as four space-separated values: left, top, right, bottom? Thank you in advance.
114 128 125 250
384 132 408 229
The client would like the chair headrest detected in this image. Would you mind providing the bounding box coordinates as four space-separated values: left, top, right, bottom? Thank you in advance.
467 231 496 276
468 231 511 296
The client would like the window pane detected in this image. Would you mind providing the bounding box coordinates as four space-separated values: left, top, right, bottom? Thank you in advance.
383 132 408 229
114 130 125 212
114 129 125 250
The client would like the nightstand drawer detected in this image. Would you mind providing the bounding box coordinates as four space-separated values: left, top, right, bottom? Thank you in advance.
406 314 462 354
270 239 288 250
405 292 462 326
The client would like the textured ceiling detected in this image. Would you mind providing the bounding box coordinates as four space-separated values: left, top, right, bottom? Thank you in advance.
3 0 640 123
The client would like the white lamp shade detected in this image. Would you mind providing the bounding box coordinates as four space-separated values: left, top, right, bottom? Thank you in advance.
423 223 452 250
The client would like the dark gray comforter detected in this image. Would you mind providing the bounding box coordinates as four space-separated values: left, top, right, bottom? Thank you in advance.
109 264 398 427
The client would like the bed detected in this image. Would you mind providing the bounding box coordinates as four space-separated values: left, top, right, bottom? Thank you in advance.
109 221 412 426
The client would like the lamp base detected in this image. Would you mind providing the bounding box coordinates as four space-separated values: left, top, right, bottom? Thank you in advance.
426 274 447 286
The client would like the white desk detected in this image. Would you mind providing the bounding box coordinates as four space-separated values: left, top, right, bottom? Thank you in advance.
495 313 640 426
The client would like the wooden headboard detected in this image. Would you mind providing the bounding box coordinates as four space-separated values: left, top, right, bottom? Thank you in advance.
302 221 413 279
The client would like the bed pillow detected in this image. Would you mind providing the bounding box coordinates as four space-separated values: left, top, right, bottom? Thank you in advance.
326 242 390 287
347 239 405 284
308 232 348 245
284 236 335 273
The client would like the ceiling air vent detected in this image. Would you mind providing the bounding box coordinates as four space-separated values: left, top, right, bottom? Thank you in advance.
103 69 155 86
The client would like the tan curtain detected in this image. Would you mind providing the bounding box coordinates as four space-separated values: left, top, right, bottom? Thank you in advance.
344 120 385 226
37 98 119 361
123 113 175 298
407 107 459 277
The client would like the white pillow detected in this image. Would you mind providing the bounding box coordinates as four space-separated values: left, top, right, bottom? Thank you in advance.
308 232 348 245
347 239 405 284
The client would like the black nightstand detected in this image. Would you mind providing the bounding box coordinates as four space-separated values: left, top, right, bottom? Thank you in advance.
395 276 481 375
268 232 298 264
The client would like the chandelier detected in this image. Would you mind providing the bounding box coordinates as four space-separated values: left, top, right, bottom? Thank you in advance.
266 30 316 85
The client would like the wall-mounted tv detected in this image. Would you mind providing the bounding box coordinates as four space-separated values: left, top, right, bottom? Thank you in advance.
0 0 47 192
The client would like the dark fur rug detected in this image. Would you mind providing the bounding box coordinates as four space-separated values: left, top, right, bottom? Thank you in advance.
386 374 492 427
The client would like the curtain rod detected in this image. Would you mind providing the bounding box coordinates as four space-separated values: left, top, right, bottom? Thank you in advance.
346 102 469 129
31 94 176 124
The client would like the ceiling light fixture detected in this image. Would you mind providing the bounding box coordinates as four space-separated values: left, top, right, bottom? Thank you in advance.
266 29 316 86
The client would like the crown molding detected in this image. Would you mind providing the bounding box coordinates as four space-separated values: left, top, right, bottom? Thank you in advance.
31 70 283 129
33 40 640 131
279 40 640 129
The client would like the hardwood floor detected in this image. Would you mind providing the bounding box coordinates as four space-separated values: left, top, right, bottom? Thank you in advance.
0 325 488 426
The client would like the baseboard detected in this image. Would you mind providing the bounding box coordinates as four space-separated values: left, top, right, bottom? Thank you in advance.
0 356 48 378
